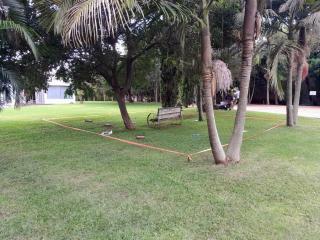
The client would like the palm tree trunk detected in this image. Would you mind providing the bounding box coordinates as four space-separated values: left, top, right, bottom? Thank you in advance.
266 78 270 105
201 0 226 164
286 50 294 127
226 0 257 163
197 82 204 121
274 92 278 105
293 62 303 125
115 90 135 130
293 27 307 125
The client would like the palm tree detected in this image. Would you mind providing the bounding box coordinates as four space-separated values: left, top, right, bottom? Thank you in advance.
277 0 320 126
226 0 257 163
52 0 188 46
200 0 258 164
0 0 39 109
200 0 226 164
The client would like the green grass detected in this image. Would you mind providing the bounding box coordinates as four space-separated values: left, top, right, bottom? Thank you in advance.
1 102 320 239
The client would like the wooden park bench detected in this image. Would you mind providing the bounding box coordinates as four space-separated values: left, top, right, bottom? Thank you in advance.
147 107 182 127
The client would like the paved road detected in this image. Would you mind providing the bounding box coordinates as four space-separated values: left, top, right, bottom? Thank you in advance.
243 104 320 119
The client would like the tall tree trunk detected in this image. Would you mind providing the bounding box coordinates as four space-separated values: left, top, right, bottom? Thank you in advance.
159 79 162 104
293 63 303 125
266 78 270 105
286 50 294 127
201 0 226 165
226 0 257 163
249 75 255 104
128 89 134 103
126 48 134 103
160 25 181 107
155 79 159 103
197 82 204 121
293 26 307 125
274 92 279 105
115 90 135 130
160 60 179 107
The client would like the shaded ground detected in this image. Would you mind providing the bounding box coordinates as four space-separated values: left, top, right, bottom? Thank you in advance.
1 102 320 240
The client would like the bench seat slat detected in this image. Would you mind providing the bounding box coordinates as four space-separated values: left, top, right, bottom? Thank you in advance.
158 111 181 116
147 107 182 127
158 113 181 120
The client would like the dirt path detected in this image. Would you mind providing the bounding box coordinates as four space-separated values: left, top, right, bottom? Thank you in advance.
243 104 320 119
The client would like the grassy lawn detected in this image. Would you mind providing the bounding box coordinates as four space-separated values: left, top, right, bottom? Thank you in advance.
1 102 320 239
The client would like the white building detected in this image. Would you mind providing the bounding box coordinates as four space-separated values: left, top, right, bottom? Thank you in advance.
35 78 76 104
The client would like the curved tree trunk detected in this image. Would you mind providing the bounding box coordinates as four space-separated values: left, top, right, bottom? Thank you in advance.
286 50 294 127
201 0 226 165
115 90 135 130
226 0 257 163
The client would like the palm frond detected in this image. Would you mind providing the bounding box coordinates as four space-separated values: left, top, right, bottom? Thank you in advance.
302 11 320 28
58 0 189 46
1 0 27 24
266 40 301 100
279 0 304 15
212 59 233 93
267 49 284 99
62 0 144 46
52 0 74 34
36 0 74 34
0 20 39 60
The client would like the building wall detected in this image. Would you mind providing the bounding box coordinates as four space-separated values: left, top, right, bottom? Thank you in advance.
35 79 76 104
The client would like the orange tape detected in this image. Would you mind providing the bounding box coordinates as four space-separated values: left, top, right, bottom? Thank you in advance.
190 121 284 157
43 117 284 161
242 122 284 142
43 119 192 159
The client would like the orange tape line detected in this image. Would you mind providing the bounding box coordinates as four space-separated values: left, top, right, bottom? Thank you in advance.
242 122 284 142
43 118 284 161
190 122 284 157
43 119 191 159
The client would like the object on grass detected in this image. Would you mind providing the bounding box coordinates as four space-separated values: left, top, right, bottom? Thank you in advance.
101 130 113 136
84 119 93 123
104 123 113 128
192 133 201 140
136 135 145 140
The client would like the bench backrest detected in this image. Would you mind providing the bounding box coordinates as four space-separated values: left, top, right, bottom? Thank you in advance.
157 107 182 121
